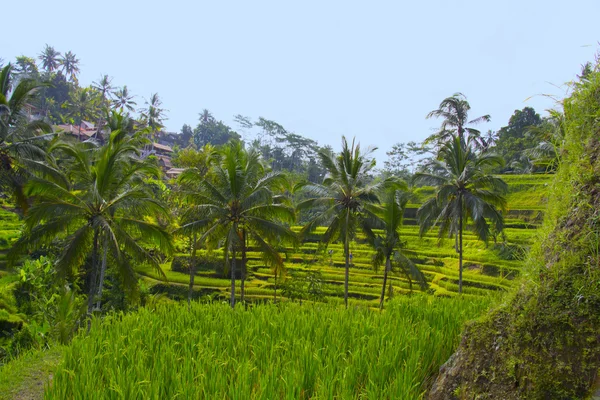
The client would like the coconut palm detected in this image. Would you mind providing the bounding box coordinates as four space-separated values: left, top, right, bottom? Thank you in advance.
175 144 218 305
60 51 80 82
426 93 490 148
39 45 61 73
63 87 99 138
414 134 507 294
10 124 173 322
141 93 166 147
178 141 296 308
0 64 53 212
525 109 566 172
92 75 114 139
112 85 137 113
371 186 427 310
298 136 383 308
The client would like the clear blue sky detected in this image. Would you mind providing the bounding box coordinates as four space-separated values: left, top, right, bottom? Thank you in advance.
2 0 598 162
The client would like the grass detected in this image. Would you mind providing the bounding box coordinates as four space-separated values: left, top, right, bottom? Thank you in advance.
46 296 492 399
0 346 63 400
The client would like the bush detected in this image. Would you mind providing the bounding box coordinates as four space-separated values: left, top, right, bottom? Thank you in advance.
171 255 223 274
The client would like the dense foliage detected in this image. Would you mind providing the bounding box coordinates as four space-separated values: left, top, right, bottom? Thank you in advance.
47 297 492 399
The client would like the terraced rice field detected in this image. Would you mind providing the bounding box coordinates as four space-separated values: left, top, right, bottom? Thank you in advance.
139 174 551 306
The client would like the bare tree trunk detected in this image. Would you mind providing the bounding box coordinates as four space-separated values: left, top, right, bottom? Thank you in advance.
95 235 108 311
188 233 197 308
87 228 99 332
344 209 350 309
379 256 391 310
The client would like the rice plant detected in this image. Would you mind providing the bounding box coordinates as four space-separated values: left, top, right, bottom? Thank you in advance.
47 296 492 399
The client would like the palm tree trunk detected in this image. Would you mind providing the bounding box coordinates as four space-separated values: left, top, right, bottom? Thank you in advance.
95 235 108 311
458 195 464 295
188 233 197 308
344 209 350 309
274 270 278 303
241 229 246 306
379 256 391 310
230 249 236 308
87 228 99 331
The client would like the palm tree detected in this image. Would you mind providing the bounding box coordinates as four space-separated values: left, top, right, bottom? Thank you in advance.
179 141 296 308
63 87 99 138
112 86 137 113
414 134 507 294
60 51 80 82
371 186 427 309
298 136 383 308
0 64 53 212
10 123 173 322
426 93 490 148
39 45 61 73
141 93 167 147
92 75 114 139
525 109 566 172
176 144 218 305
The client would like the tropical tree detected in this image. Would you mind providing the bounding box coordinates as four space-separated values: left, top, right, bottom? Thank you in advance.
63 87 99 138
0 63 53 212
298 136 383 308
112 86 137 113
141 93 166 146
179 141 296 308
371 186 427 309
175 144 218 304
10 121 173 322
92 75 114 139
426 93 490 148
414 134 507 294
524 109 566 172
39 45 61 73
60 51 80 82
14 56 39 78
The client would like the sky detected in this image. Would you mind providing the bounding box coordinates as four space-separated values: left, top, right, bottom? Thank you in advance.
2 0 599 163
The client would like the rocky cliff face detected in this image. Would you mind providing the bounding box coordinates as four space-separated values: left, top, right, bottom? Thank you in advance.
428 62 600 399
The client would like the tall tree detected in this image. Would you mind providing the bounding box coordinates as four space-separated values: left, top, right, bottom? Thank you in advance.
60 51 80 82
415 134 507 294
492 107 543 172
141 93 167 150
179 142 296 308
193 110 240 147
38 45 61 73
175 144 218 304
371 186 427 309
0 64 53 212
299 136 383 308
63 87 99 138
10 124 173 322
112 85 137 113
92 75 114 139
426 93 490 148
14 56 39 78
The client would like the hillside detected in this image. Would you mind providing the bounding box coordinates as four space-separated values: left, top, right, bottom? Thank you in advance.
136 174 549 305
428 66 600 398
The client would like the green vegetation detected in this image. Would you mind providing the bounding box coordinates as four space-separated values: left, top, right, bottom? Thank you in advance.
47 297 491 399
2 44 591 399
428 54 600 399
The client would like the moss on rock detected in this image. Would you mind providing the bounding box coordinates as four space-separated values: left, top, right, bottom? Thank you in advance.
429 58 600 399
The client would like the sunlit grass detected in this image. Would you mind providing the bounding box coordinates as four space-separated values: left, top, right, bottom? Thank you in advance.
47 297 493 399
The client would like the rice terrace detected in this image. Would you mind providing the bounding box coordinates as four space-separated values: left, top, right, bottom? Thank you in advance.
2 4 600 399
